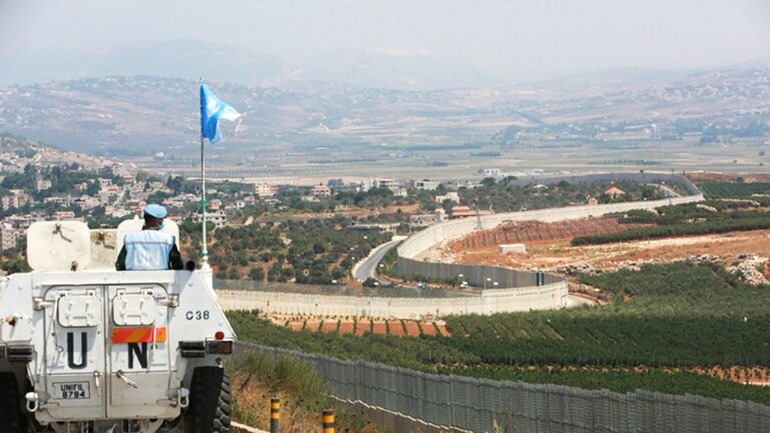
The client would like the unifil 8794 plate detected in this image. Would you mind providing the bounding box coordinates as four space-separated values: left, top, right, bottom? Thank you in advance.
51 381 91 400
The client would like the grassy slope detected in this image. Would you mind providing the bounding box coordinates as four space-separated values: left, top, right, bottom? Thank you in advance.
227 351 385 433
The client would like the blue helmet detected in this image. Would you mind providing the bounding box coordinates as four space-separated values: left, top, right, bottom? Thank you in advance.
143 204 168 219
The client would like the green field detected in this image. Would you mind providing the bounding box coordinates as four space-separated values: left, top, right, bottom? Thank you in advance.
699 182 770 199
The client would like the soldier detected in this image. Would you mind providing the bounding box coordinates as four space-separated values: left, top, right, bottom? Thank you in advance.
116 204 184 270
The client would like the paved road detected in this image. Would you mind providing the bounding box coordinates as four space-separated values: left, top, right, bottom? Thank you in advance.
352 236 408 282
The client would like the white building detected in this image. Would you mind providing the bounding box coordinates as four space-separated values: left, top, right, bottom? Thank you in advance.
374 178 399 191
1 190 32 210
255 183 279 198
36 178 52 191
414 180 440 191
0 223 23 251
312 184 331 196
192 211 227 228
393 188 409 198
435 192 460 204
409 209 447 227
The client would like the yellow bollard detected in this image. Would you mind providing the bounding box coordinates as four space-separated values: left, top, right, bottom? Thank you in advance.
322 409 335 433
270 397 280 433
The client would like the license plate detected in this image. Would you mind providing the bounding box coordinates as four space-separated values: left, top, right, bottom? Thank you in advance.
52 381 91 399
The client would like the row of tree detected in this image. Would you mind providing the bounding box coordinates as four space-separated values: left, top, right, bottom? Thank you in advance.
572 215 770 245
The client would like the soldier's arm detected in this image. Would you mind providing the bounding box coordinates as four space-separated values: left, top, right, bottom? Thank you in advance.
115 246 128 270
168 244 184 270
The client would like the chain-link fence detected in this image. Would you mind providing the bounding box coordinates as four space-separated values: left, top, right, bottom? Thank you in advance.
236 342 770 433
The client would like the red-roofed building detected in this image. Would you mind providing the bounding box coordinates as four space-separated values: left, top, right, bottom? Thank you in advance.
604 186 626 196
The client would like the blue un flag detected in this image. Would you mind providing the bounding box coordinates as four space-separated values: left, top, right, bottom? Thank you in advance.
200 82 241 144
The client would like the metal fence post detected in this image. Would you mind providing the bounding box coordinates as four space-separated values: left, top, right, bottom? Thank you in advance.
270 397 280 433
323 409 335 433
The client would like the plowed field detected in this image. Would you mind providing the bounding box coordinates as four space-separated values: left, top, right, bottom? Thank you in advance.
275 317 450 337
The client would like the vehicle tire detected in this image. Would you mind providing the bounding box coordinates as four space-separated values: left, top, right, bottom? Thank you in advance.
0 372 28 433
184 367 231 433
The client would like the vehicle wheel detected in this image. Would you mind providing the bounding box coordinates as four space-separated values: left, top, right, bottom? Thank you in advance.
0 372 28 433
184 367 231 433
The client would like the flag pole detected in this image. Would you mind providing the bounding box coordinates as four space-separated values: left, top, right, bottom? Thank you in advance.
200 134 209 269
198 79 238 287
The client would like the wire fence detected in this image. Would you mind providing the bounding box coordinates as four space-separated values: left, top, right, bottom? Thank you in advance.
236 342 770 433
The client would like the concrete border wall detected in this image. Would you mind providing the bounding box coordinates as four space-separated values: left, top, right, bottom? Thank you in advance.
217 280 567 319
396 259 562 287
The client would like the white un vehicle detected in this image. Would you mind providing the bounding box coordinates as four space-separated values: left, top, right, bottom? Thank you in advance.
0 219 235 433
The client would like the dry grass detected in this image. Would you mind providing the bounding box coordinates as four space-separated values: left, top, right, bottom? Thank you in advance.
228 351 385 433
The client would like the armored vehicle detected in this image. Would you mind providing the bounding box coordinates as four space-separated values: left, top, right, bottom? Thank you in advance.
0 219 235 433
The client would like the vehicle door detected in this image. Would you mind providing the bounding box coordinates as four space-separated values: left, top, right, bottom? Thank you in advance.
43 286 106 420
107 284 173 419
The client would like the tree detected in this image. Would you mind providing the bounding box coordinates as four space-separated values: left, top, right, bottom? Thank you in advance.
441 199 454 214
480 177 497 187
87 181 100 196
267 262 283 282
501 176 518 185
331 267 346 280
226 268 239 280
249 267 265 282
421 200 438 212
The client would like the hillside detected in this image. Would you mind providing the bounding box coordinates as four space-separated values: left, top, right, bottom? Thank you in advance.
0 133 116 172
0 65 767 177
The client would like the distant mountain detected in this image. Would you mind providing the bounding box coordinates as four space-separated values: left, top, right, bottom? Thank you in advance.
0 41 286 87
4 40 769 91
519 67 684 92
517 56 770 92
1 42 490 90
728 55 770 70
276 48 494 90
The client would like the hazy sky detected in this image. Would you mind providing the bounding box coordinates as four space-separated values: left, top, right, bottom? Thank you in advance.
1 0 769 73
